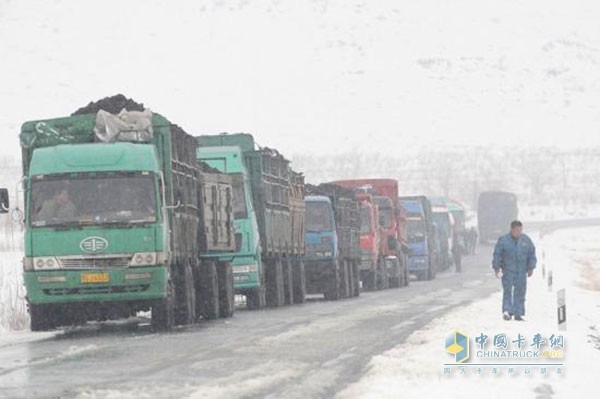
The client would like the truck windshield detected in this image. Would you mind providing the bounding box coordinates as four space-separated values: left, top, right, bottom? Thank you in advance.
30 173 157 227
432 212 449 237
407 219 426 243
230 174 248 219
359 205 372 234
374 198 393 228
306 201 333 231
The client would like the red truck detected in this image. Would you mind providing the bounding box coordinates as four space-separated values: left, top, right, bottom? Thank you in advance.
329 179 409 290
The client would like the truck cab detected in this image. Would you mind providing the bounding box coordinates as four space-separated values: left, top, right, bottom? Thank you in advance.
432 205 454 270
304 196 337 261
22 140 169 328
196 146 262 295
399 196 437 280
356 193 381 288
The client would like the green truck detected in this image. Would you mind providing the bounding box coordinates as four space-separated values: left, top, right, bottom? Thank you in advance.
19 100 235 331
197 134 306 308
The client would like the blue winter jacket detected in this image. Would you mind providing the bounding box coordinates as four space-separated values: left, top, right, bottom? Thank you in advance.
492 233 537 273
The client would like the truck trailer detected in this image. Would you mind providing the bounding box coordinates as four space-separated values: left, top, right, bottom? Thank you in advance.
478 191 518 243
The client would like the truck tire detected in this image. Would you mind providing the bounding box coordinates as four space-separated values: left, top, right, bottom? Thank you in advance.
362 269 376 291
376 257 387 290
347 259 355 297
196 260 220 320
352 260 360 297
265 257 284 307
29 304 56 332
217 261 235 318
292 259 306 304
403 255 410 287
283 258 294 305
246 267 266 310
324 260 340 301
174 261 196 326
340 259 351 298
388 258 401 288
152 278 174 332
246 287 266 310
427 261 436 280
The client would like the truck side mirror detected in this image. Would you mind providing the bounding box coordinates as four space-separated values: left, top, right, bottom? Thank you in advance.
0 188 8 213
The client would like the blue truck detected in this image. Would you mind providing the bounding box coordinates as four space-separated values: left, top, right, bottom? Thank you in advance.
399 196 437 280
304 184 361 299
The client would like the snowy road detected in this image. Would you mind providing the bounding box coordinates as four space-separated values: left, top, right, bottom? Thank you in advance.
0 245 499 399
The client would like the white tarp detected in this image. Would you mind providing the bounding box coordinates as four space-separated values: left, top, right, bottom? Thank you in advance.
94 108 153 143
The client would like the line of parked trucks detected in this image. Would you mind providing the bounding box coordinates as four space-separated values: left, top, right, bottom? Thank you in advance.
0 96 517 332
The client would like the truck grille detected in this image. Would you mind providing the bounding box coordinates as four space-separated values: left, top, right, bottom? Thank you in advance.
43 284 150 296
58 256 132 269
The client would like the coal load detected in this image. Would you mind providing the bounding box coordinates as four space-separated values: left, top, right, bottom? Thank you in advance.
72 94 145 116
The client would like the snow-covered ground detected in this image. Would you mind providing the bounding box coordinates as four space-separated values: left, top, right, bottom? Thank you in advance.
0 216 27 333
336 227 600 398
0 248 27 333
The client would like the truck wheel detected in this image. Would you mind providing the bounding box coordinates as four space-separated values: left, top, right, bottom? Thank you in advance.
403 256 410 287
246 287 266 310
174 261 196 326
427 262 436 280
376 257 387 290
388 258 401 288
347 259 355 297
29 304 56 332
217 261 235 318
265 257 284 307
152 278 174 332
362 269 376 291
196 260 220 320
341 259 351 298
292 259 306 304
324 260 340 301
246 266 266 310
352 261 360 297
283 258 294 305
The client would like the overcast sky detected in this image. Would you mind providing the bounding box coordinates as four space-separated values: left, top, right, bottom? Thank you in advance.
0 0 598 160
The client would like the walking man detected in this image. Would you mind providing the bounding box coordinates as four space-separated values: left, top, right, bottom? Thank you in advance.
492 220 536 321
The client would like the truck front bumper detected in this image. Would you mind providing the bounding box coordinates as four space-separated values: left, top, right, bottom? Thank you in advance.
304 259 335 294
24 266 167 305
408 256 428 272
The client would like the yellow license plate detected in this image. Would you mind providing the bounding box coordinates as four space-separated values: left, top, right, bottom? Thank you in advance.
81 273 110 284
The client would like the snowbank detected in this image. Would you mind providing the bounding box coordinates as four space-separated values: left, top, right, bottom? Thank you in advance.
337 227 600 398
0 249 28 333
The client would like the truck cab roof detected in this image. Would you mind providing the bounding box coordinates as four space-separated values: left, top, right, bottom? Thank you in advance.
196 145 245 174
305 195 332 204
29 143 160 175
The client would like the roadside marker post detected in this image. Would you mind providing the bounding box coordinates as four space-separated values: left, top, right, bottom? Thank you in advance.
557 289 566 331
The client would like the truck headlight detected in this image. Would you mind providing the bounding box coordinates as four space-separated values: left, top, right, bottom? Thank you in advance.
32 257 61 270
129 252 163 267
